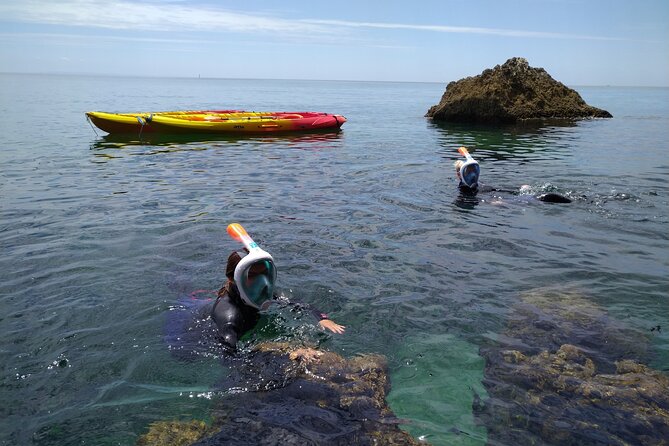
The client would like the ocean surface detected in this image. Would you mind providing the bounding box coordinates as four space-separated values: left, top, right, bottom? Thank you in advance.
0 74 667 445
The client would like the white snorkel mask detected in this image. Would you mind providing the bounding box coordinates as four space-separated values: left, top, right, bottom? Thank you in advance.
227 223 277 310
457 146 480 188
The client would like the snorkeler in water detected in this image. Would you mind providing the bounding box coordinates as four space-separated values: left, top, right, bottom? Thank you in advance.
210 223 345 353
454 146 572 203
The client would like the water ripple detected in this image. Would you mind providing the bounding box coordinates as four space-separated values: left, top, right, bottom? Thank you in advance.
1 76 668 445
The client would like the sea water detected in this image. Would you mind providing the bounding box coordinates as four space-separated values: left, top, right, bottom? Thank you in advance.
0 74 667 445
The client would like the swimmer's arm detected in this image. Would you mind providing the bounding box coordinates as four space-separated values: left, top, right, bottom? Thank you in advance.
274 296 346 334
306 305 346 334
469 184 514 194
488 185 517 194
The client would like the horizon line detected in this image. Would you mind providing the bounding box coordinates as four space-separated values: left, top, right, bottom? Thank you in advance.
1 70 667 89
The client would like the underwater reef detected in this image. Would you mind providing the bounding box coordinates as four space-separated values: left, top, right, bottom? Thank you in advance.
138 343 421 446
476 288 669 445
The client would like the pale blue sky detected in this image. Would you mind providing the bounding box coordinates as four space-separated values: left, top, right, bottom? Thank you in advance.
1 0 667 86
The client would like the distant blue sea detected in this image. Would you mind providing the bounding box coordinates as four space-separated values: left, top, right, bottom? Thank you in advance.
1 74 667 445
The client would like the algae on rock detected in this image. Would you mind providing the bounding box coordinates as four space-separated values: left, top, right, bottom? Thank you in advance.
476 287 669 445
138 343 422 446
426 57 612 124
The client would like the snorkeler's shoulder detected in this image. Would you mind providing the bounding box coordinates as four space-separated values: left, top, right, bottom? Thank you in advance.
478 184 496 193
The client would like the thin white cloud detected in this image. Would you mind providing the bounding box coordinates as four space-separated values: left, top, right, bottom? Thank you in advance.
302 19 623 41
0 31 220 45
0 0 624 42
0 0 327 34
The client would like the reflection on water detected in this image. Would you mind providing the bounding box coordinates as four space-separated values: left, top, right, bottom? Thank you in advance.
89 131 345 160
90 129 344 148
453 191 481 210
429 119 580 152
429 118 580 136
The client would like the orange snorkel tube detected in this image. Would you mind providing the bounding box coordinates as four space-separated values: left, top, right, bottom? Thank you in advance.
227 223 260 251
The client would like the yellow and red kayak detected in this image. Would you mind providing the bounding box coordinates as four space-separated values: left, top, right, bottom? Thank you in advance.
85 110 346 134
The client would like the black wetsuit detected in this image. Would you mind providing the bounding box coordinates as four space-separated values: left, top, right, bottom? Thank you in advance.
458 183 572 203
211 283 328 352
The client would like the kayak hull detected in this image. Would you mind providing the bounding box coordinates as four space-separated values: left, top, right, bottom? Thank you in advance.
86 110 346 135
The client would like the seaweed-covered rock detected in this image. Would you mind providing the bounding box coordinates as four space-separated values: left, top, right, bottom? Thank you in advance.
478 345 669 446
137 420 216 446
477 288 669 445
498 288 650 373
426 57 612 123
138 343 421 446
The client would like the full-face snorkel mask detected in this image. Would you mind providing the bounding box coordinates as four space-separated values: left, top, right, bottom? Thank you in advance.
457 146 480 188
227 223 277 310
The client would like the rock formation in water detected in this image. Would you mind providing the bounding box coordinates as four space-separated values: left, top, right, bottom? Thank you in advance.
476 288 669 445
426 57 612 123
138 343 421 446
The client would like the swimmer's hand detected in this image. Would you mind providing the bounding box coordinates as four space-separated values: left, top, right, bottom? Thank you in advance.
319 319 346 334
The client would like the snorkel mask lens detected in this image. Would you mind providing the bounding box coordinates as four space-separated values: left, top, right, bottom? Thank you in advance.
461 163 480 188
239 258 276 308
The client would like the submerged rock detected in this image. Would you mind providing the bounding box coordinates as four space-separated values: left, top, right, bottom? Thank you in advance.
479 345 669 446
498 288 650 373
426 57 612 123
137 420 216 446
138 343 421 446
477 288 669 445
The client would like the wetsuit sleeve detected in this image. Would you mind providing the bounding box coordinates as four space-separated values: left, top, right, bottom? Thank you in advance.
274 296 329 321
211 295 244 352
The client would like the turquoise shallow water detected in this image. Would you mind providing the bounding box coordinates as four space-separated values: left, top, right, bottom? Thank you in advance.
0 74 668 445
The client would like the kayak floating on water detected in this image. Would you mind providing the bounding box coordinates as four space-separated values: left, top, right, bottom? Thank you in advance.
85 110 346 135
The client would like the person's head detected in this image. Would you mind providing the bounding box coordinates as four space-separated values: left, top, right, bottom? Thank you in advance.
226 223 277 310
454 160 464 180
455 147 480 188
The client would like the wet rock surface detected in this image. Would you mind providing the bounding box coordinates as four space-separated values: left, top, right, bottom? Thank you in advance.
476 288 669 445
426 57 612 123
138 343 421 446
137 420 215 446
495 288 650 373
